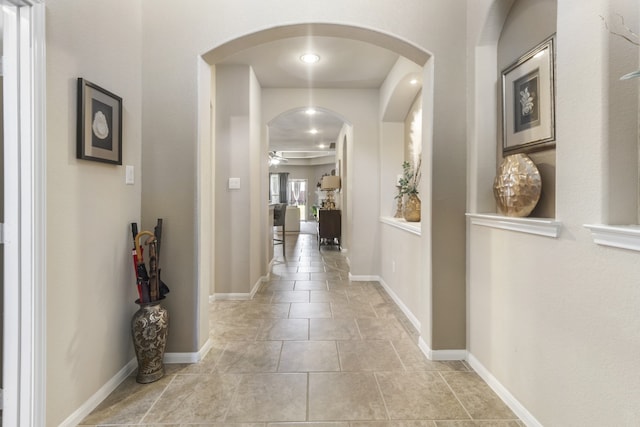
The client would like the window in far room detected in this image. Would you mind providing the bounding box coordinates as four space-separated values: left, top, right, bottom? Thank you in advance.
288 179 307 219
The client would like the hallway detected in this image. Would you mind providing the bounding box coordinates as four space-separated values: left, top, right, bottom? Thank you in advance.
79 233 521 426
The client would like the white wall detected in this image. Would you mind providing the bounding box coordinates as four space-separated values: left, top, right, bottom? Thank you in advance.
249 67 266 285
379 226 421 318
197 58 214 346
45 1 142 425
377 61 422 329
467 0 640 425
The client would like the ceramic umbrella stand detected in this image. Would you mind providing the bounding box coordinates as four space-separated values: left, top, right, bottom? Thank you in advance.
130 219 170 384
131 298 168 383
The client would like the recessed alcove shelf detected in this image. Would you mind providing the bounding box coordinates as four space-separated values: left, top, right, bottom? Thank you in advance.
583 224 640 252
466 213 561 238
380 216 421 236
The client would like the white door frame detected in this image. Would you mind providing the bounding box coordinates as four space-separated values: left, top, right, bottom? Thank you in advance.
2 1 46 426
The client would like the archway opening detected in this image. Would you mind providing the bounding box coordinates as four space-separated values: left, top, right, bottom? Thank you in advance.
199 23 431 300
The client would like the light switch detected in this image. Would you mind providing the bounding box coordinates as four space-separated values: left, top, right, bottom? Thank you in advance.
228 177 241 189
125 165 135 185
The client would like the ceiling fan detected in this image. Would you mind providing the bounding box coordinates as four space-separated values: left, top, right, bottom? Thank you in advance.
268 151 288 165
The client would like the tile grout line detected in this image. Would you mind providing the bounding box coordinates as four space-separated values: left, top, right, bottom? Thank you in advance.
388 340 409 372
138 373 177 424
213 341 231 372
438 371 474 421
275 340 284 372
373 371 392 421
306 372 310 421
354 318 364 340
221 373 244 422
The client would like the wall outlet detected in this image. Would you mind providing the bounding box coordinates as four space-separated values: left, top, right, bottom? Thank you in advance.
228 177 241 189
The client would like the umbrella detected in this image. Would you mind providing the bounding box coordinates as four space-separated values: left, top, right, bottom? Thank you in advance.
154 219 170 297
135 230 155 303
130 222 143 301
147 236 159 301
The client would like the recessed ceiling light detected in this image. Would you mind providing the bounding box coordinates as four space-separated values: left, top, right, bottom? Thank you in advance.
300 53 320 64
309 128 319 134
410 78 419 85
318 143 326 149
305 108 317 115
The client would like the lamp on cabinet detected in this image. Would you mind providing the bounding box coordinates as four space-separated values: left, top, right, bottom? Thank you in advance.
321 175 341 210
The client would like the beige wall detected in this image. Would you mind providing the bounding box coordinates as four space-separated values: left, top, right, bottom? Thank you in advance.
45 1 142 425
214 65 253 295
467 0 640 425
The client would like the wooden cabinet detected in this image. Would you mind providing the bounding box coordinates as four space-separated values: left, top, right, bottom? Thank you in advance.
317 209 341 249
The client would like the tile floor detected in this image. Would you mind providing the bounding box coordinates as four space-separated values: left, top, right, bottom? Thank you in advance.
79 230 523 427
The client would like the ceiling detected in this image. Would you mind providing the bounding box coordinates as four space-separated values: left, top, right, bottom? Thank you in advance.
217 36 401 159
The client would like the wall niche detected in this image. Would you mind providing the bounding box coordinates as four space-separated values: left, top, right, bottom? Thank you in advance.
497 0 558 219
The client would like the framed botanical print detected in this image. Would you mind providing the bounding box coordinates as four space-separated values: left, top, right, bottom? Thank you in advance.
77 78 123 164
502 36 555 154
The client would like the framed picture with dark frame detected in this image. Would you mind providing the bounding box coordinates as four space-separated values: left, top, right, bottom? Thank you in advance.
501 36 555 154
77 78 123 164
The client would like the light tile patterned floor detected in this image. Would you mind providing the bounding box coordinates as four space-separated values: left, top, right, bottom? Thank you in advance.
79 231 523 427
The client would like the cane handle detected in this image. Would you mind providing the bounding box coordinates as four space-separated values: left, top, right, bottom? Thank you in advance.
134 231 155 263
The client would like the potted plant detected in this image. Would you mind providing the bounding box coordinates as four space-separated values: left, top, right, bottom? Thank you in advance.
397 158 421 222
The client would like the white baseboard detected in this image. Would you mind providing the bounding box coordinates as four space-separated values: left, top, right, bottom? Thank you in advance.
251 275 266 298
212 275 266 301
348 274 421 334
214 293 252 300
467 352 543 427
377 276 421 332
418 336 467 361
59 358 137 427
62 337 214 426
164 337 213 364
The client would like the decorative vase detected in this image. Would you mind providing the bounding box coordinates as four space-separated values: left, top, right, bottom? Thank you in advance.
131 299 169 384
493 153 541 217
403 194 421 222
